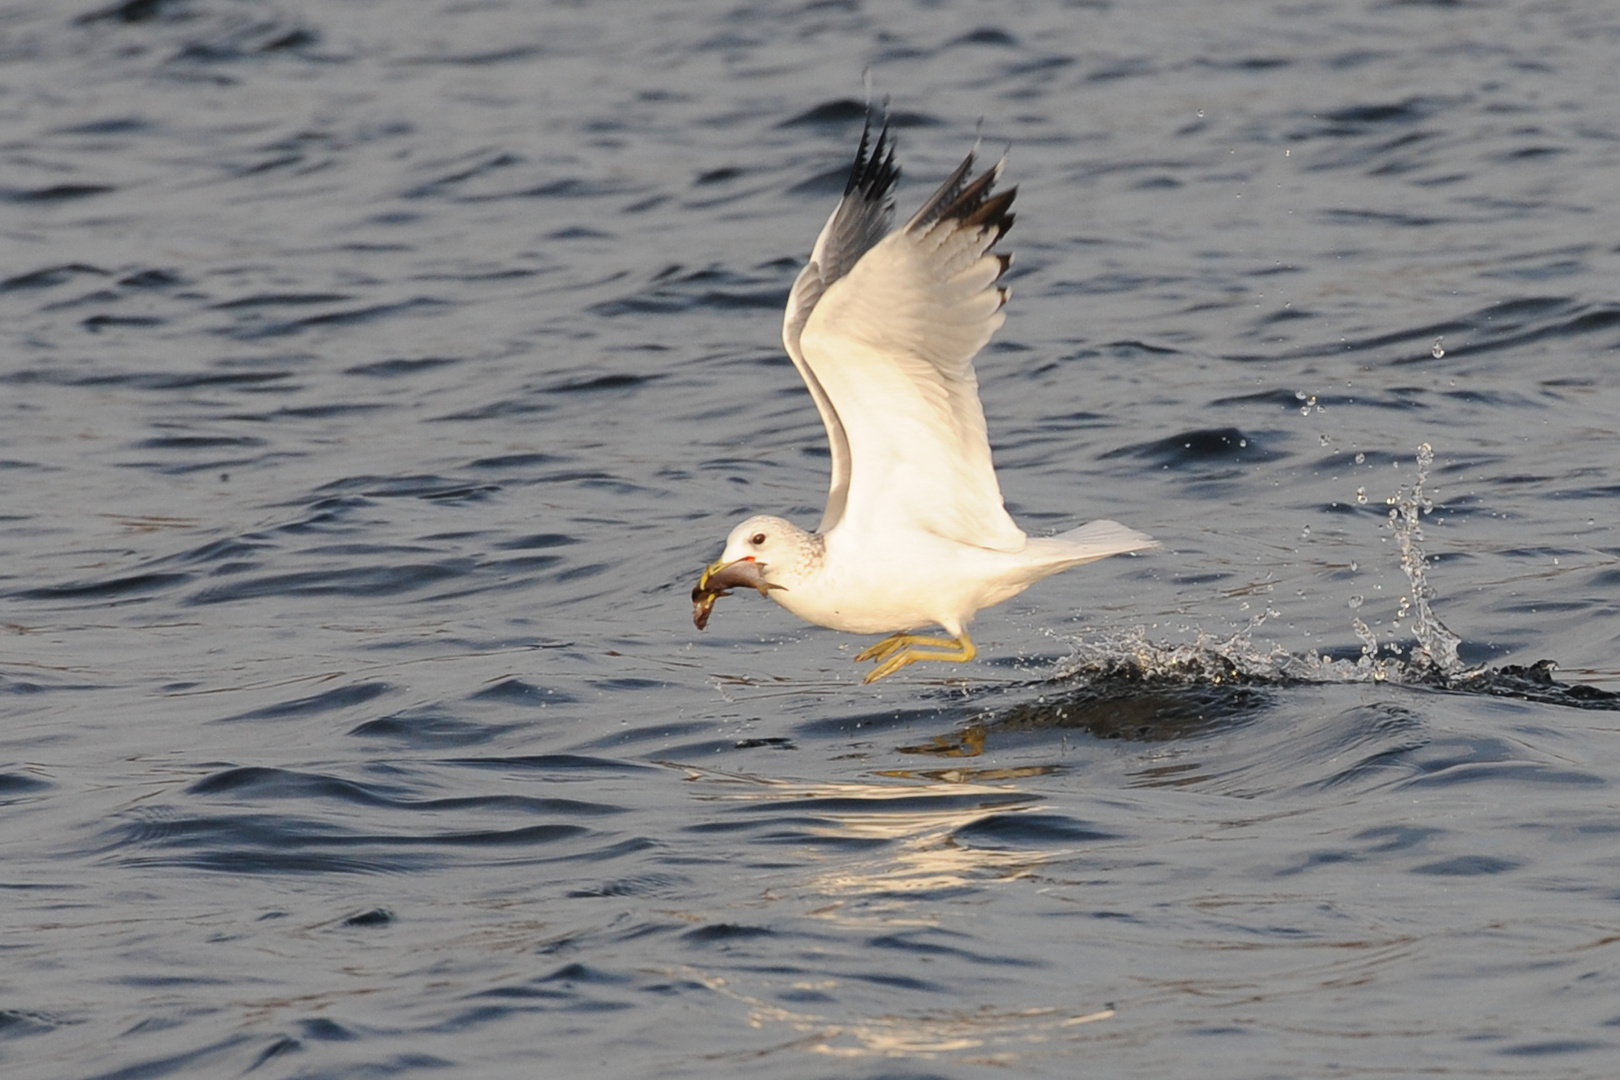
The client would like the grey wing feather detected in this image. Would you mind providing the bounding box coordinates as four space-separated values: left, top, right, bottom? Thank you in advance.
901 148 976 232
782 117 900 533
795 143 1023 550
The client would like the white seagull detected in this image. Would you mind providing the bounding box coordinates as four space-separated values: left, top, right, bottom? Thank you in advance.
693 117 1156 682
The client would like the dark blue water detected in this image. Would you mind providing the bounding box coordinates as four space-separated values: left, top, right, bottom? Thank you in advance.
4 1 1620 1076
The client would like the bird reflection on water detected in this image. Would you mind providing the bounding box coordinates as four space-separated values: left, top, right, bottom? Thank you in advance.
895 677 1271 760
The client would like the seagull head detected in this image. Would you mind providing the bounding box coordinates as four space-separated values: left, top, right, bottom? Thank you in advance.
691 515 803 630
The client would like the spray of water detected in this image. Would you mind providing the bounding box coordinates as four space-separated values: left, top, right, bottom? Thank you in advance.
1059 442 1479 690
1387 442 1464 675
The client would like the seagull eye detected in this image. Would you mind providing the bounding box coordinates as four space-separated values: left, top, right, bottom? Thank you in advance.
750 532 767 546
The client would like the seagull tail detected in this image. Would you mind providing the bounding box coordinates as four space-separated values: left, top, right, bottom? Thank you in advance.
1021 520 1158 571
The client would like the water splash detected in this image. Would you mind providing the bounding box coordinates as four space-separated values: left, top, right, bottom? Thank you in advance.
1384 442 1464 676
1060 444 1464 687
1059 618 1297 687
1055 446 1619 709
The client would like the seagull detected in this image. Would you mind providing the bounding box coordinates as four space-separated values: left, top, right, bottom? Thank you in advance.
693 116 1156 682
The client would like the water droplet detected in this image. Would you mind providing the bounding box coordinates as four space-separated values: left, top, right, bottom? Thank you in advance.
1239 438 1248 447
1354 452 1365 464
1348 594 1364 609
1431 338 1445 359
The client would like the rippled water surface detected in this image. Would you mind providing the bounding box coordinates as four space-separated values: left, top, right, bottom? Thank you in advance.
5 0 1620 1076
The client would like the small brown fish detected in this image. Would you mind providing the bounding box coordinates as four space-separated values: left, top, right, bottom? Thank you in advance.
691 557 779 630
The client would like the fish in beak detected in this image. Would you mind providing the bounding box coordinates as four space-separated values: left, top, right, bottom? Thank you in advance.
692 557 780 630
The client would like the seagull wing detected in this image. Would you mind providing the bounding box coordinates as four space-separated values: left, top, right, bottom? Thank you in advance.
795 141 1024 551
782 120 899 534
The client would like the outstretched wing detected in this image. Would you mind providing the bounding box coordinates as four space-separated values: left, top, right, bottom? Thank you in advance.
795 142 1024 551
782 118 899 534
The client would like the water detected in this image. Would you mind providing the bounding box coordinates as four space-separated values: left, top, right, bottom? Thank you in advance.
4 0 1620 1076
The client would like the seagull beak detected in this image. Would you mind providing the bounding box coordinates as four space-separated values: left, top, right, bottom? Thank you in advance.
691 557 780 630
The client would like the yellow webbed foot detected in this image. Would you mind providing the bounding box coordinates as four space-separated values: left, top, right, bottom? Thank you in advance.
855 632 960 664
860 633 977 683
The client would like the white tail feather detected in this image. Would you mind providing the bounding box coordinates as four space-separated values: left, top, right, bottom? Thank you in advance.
1021 520 1158 571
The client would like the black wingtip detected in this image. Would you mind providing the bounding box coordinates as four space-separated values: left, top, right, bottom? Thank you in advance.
845 112 901 202
937 166 1016 244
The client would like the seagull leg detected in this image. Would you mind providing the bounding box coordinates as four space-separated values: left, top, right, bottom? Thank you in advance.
855 632 960 663
862 633 977 683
